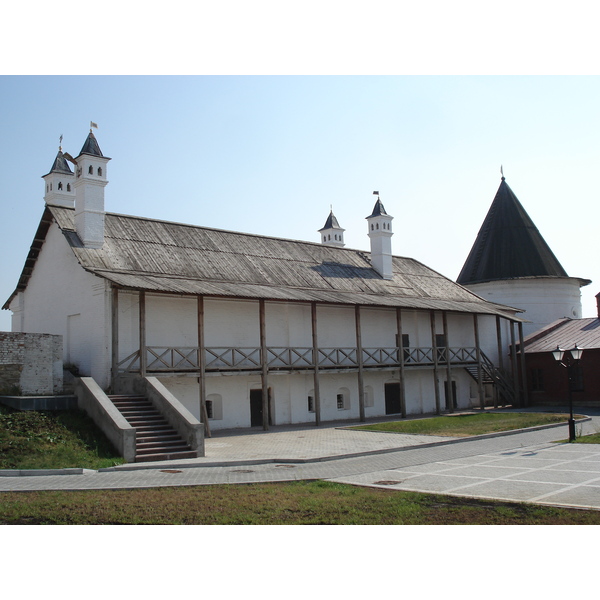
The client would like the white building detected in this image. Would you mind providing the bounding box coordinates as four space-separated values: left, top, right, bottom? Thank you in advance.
4 131 527 437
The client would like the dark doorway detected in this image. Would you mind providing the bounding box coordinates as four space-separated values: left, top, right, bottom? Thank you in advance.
250 389 263 427
385 382 402 415
250 389 272 427
444 380 457 410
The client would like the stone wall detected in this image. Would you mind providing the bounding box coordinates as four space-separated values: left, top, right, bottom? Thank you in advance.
0 332 63 395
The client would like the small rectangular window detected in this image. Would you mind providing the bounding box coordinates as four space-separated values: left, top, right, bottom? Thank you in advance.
337 394 344 410
206 400 213 419
530 368 544 392
308 395 315 412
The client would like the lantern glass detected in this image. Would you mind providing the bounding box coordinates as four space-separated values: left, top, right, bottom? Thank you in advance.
570 345 583 361
551 346 565 362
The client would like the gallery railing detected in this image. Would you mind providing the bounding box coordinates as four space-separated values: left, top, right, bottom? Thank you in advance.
117 346 482 373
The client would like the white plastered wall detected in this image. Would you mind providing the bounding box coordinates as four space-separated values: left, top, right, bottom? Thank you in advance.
9 221 111 387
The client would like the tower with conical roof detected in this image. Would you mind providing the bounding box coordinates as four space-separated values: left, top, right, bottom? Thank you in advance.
318 209 345 247
457 175 591 336
73 128 111 248
366 193 394 279
42 141 75 208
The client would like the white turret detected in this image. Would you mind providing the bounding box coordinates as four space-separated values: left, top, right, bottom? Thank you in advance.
366 193 394 279
73 129 111 248
319 209 345 247
42 142 75 208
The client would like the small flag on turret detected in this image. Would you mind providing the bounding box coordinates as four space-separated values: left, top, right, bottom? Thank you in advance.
90 121 98 129
373 191 379 195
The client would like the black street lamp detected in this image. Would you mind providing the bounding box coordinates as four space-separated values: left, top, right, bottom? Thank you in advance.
551 344 583 442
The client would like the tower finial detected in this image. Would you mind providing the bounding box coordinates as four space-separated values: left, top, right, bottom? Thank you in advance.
59 134 63 151
500 165 505 180
90 121 98 132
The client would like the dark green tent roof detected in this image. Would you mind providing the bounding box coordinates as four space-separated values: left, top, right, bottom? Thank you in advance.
457 178 569 285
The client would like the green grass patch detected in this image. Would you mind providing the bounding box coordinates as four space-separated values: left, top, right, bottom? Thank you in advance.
0 404 125 470
351 412 576 437
1 480 599 525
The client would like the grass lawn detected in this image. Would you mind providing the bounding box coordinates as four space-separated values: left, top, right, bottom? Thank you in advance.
350 411 581 437
1 480 600 524
0 404 125 470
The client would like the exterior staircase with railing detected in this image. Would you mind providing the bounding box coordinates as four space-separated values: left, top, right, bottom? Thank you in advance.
108 394 198 462
464 351 518 406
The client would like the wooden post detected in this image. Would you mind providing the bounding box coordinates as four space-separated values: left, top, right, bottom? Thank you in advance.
473 313 485 410
355 305 366 422
197 295 210 438
396 307 406 418
259 299 269 430
430 311 441 415
311 302 321 426
111 286 119 392
139 290 147 377
495 316 504 408
443 311 453 413
510 321 519 407
518 322 528 407
495 316 504 372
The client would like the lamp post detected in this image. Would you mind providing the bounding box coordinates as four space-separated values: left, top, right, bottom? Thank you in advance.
551 344 583 442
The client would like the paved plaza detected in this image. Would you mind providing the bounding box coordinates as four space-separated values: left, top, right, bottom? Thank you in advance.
1 409 600 512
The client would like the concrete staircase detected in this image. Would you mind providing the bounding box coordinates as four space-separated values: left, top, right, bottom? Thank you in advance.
108 394 198 462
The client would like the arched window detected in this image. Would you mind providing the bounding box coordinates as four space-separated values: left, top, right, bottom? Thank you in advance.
67 183 71 192
206 394 223 420
88 165 93 174
371 224 374 230
97 167 102 176
376 223 379 230
328 234 331 241
58 182 63 190
337 387 350 411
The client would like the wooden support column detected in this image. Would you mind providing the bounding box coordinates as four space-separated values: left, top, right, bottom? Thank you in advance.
473 313 485 410
259 299 269 431
510 322 519 407
495 316 504 372
396 307 406 418
111 286 119 392
311 302 321 426
197 295 211 438
139 290 147 378
518 322 528 407
430 311 441 415
495 316 504 408
442 311 453 413
355 305 366 422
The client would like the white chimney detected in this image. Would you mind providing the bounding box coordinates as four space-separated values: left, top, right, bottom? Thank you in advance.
73 131 110 248
366 193 394 280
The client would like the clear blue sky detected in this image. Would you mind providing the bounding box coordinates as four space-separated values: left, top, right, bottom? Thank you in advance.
1 75 599 331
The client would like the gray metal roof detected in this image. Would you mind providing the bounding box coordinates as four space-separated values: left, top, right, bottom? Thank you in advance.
77 131 104 158
42 150 73 177
367 198 388 218
319 210 342 231
523 318 600 353
3 204 523 320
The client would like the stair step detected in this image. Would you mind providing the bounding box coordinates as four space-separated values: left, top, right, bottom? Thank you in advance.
136 444 192 454
135 450 198 463
135 432 181 445
137 439 189 450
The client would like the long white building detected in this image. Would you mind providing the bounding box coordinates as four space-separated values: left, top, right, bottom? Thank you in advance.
4 130 526 436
